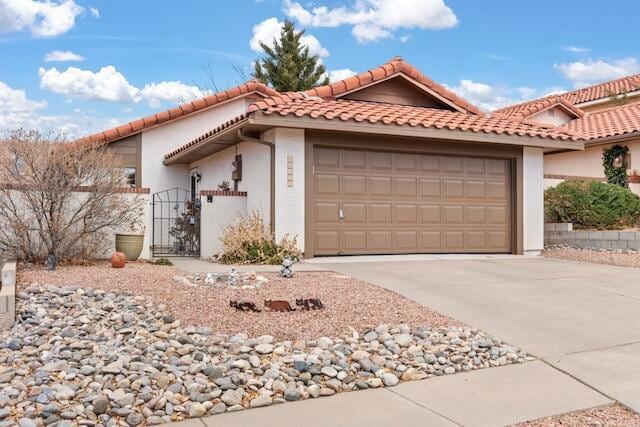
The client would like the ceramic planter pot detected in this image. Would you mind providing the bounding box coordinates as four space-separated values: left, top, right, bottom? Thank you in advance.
115 233 144 261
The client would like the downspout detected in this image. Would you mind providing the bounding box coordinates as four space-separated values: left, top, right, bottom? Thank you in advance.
237 129 275 236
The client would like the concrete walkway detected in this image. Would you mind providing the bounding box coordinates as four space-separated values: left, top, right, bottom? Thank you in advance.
326 256 640 414
171 362 610 427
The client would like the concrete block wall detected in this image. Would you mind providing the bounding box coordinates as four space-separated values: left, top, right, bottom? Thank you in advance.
544 223 640 250
0 258 16 330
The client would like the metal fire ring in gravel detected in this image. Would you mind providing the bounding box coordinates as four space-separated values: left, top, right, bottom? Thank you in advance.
0 286 532 426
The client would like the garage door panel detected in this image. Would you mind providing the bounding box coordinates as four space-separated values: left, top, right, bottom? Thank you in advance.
394 204 417 224
312 147 512 255
465 180 486 199
343 203 366 223
369 231 393 250
419 205 441 224
444 157 464 174
395 153 418 171
487 181 508 199
420 178 441 198
443 231 464 250
443 179 464 198
342 150 366 169
315 203 339 223
465 157 486 175
316 148 340 168
342 231 366 251
368 176 392 197
314 231 340 253
443 205 464 224
395 231 418 250
420 231 442 250
395 177 417 197
421 155 441 172
367 203 392 224
465 231 487 249
368 152 393 170
488 231 509 249
342 175 366 196
487 206 508 224
315 174 339 195
464 206 486 224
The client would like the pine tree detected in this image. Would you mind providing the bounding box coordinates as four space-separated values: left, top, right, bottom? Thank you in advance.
253 20 329 92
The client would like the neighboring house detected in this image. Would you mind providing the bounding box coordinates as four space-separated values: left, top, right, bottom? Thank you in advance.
82 57 583 259
494 74 640 192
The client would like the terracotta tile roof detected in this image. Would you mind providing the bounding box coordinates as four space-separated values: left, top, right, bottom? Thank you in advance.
559 103 640 141
77 81 279 145
165 98 581 161
495 73 640 118
492 96 585 121
247 57 483 116
257 98 581 140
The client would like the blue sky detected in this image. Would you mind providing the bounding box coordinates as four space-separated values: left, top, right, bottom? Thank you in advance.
1 0 639 137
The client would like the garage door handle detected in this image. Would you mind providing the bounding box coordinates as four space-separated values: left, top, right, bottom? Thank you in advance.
338 209 345 219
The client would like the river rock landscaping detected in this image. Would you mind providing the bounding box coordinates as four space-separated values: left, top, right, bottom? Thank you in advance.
544 246 640 269
0 283 531 425
18 262 460 340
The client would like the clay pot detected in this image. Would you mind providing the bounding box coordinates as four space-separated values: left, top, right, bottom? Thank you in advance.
111 252 127 268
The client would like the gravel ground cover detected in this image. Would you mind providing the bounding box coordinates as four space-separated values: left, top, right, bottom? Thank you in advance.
0 285 530 425
18 262 460 341
543 246 640 269
514 404 640 426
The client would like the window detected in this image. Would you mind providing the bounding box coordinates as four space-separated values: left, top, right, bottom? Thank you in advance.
121 167 136 187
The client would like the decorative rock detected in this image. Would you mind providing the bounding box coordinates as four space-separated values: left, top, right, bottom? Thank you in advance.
382 373 399 387
221 389 242 407
187 402 207 418
321 366 338 377
284 389 301 401
255 344 274 354
250 395 272 408
92 395 109 415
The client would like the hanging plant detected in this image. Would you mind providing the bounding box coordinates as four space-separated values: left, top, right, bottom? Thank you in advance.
602 145 629 187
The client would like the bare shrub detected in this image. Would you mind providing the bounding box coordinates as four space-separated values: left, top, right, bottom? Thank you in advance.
218 210 301 264
0 130 145 262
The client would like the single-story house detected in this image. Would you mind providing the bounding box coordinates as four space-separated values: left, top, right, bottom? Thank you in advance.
81 57 584 259
493 73 640 192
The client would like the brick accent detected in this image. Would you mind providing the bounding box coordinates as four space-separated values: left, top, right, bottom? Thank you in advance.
0 183 150 194
200 190 247 197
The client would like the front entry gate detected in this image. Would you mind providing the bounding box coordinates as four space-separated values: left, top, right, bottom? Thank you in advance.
152 188 200 257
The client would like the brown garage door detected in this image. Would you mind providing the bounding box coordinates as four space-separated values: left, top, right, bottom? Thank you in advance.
311 147 512 255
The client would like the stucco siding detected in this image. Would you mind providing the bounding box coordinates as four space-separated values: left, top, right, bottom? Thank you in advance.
528 107 574 126
191 141 271 226
138 97 248 258
523 147 544 255
272 128 306 251
200 194 247 258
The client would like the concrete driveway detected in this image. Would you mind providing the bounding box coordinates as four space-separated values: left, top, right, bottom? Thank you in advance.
323 256 640 413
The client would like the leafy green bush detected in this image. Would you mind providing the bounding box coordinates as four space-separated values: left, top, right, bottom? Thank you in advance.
545 180 640 229
218 210 301 264
152 257 173 266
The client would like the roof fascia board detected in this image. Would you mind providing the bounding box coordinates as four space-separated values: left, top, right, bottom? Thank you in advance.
249 114 584 151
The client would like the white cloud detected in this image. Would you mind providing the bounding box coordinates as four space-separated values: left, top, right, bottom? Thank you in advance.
250 17 329 58
554 58 640 88
446 79 566 112
89 7 99 18
140 81 209 108
0 0 84 37
283 0 458 43
327 68 357 82
44 50 85 62
39 65 141 102
562 46 590 53
38 65 210 107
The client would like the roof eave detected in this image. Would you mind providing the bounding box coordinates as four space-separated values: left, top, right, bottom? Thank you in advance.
251 113 584 151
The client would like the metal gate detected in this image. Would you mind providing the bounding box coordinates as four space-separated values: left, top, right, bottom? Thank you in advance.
152 188 200 257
